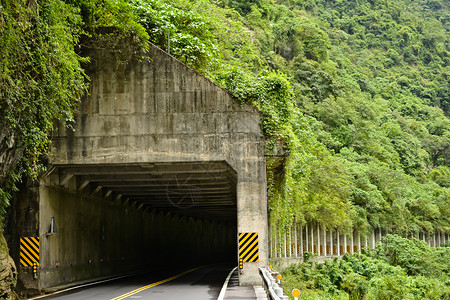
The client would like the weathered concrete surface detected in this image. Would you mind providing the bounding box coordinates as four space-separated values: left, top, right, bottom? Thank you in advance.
41 42 267 287
39 171 234 289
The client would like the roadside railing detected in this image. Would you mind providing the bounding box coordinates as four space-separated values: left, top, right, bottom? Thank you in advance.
259 267 288 300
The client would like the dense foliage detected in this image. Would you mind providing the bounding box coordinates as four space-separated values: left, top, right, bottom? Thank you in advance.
1 0 85 212
125 0 449 236
0 0 148 211
280 234 450 299
212 0 450 235
1 0 448 236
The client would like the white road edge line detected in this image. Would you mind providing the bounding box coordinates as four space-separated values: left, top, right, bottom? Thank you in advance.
28 271 144 300
217 266 238 300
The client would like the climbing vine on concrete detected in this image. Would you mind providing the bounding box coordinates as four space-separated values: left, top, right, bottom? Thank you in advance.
0 0 148 213
216 68 354 232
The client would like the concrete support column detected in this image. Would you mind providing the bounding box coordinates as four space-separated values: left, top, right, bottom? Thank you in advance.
273 226 278 258
288 227 292 257
322 226 326 256
433 232 436 247
269 224 272 259
329 229 333 256
350 231 354 254
337 230 341 256
344 234 347 255
364 234 368 251
370 231 375 249
294 225 298 258
311 224 314 254
305 224 309 252
317 225 321 256
438 231 441 246
299 225 303 258
237 181 268 285
283 231 287 258
357 232 361 254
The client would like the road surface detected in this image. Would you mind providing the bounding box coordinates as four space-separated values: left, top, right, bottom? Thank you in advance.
39 264 234 300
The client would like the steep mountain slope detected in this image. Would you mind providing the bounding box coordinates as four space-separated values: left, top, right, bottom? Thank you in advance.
1 0 448 252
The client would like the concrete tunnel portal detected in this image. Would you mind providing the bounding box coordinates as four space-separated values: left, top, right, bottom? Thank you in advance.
28 41 268 290
54 162 238 223
38 161 238 288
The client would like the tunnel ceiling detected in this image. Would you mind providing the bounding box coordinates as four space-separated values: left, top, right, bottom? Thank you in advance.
55 161 237 223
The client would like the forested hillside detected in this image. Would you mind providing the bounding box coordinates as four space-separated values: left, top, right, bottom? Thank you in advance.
1 0 449 244
125 0 449 236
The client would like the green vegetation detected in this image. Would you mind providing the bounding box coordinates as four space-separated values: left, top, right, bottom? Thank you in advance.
1 0 449 248
217 0 450 236
0 0 148 211
1 0 448 296
279 234 450 299
121 0 449 236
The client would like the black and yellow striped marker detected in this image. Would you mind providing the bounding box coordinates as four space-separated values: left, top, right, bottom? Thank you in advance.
33 262 38 279
20 237 39 267
239 232 259 262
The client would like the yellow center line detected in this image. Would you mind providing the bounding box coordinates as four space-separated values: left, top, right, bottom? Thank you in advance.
110 266 202 300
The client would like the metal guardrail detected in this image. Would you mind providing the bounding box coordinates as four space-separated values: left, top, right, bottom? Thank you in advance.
259 267 288 300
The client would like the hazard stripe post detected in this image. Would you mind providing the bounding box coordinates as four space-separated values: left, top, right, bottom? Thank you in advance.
20 237 39 267
239 232 259 262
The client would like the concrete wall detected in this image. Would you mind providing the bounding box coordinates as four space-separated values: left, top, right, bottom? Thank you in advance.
4 180 40 295
48 42 267 285
39 172 235 289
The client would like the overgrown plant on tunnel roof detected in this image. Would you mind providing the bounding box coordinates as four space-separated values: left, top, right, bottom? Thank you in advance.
0 0 149 214
215 68 355 233
1 0 449 241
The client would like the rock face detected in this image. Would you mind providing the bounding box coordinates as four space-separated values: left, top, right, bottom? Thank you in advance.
0 129 22 188
0 233 17 299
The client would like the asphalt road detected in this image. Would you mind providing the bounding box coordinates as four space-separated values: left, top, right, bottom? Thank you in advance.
39 264 234 300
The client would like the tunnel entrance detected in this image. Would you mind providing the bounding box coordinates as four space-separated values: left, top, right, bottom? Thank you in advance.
38 161 237 288
26 41 269 289
57 161 237 223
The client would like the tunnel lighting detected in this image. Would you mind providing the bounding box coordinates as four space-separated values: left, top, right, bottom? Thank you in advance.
46 217 57 237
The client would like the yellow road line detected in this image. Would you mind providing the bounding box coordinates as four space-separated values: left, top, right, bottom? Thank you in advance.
110 267 202 300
